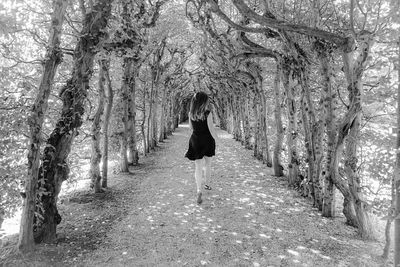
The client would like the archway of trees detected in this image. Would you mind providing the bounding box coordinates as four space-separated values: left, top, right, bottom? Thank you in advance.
0 0 399 264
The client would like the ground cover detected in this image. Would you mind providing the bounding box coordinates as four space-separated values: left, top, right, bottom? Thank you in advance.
0 125 386 266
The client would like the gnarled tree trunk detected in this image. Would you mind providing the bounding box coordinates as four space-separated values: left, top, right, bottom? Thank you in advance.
261 91 272 166
241 92 251 149
214 92 228 131
89 60 105 193
127 62 139 166
230 94 241 140
282 64 300 187
101 59 113 188
119 57 133 172
342 33 374 238
394 34 400 266
151 82 159 149
273 64 284 177
315 41 338 217
252 92 262 159
299 68 323 208
19 0 68 252
300 89 313 197
159 84 168 142
34 0 113 243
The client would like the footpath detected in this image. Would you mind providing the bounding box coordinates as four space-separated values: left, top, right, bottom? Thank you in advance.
77 124 383 267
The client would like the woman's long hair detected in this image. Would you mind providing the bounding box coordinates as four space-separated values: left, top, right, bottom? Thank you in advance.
189 92 209 121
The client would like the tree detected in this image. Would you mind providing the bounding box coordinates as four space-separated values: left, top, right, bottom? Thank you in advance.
113 0 166 169
34 0 113 243
272 61 284 177
89 60 106 193
394 30 400 267
101 59 114 188
192 0 379 236
18 0 68 252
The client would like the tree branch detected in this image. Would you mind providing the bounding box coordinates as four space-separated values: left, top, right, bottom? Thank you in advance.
207 0 352 50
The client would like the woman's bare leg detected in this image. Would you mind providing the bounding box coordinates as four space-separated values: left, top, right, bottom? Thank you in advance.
194 159 204 204
204 156 212 188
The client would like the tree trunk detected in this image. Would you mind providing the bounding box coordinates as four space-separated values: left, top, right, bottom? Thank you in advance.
226 95 233 134
151 83 159 149
300 91 313 198
315 41 337 216
382 214 393 260
252 93 261 159
231 95 241 141
34 0 113 243
214 94 228 130
89 60 105 193
166 97 172 136
171 92 181 132
119 133 129 172
164 95 171 137
146 80 152 153
382 174 395 259
0 209 4 230
119 58 132 172
321 33 373 226
241 92 251 149
18 0 68 252
261 91 272 166
300 68 323 207
282 65 299 187
342 194 359 227
119 2 140 166
149 39 166 149
159 85 167 142
341 34 374 237
167 91 176 135
345 113 373 238
101 60 113 188
141 86 148 155
273 65 284 177
148 70 159 151
127 62 139 166
394 34 400 266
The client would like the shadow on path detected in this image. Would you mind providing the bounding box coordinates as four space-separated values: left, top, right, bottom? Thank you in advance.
82 125 382 267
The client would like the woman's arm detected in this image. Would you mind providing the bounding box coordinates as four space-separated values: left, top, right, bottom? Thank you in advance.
188 112 193 130
207 113 218 141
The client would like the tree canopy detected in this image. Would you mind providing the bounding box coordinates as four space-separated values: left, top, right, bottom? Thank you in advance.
0 0 399 264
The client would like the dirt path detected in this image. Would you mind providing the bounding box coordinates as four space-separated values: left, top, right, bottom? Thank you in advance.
76 124 383 267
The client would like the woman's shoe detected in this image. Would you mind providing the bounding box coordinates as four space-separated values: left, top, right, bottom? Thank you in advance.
204 184 212 190
196 192 202 204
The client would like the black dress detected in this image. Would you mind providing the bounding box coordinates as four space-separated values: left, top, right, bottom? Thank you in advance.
185 110 216 161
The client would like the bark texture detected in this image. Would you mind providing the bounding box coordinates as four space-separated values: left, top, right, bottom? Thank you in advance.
315 40 337 216
101 60 113 188
19 0 68 251
119 58 133 172
89 60 106 193
273 64 284 177
395 34 400 267
282 63 299 187
34 0 113 243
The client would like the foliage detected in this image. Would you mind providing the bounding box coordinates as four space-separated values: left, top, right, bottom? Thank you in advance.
0 0 49 219
0 0 398 254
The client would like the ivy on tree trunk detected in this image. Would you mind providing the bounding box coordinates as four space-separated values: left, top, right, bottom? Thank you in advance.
34 0 113 243
18 0 68 252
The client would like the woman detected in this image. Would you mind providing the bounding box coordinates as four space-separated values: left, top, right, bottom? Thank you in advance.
185 92 218 204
